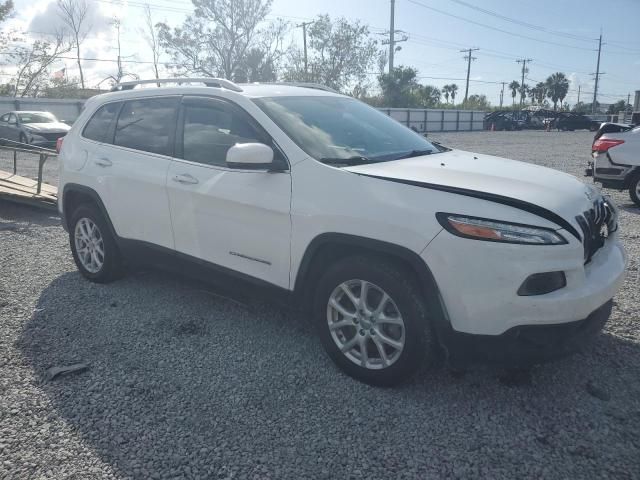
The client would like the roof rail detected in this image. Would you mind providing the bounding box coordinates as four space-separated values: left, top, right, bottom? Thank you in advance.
111 77 243 93
250 82 339 94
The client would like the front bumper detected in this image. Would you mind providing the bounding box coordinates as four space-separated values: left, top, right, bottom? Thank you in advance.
443 300 613 368
422 227 627 336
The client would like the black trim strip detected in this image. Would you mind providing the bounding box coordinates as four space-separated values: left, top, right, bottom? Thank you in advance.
356 173 581 240
229 251 272 265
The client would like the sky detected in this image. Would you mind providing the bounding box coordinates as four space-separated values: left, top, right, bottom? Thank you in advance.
3 0 639 107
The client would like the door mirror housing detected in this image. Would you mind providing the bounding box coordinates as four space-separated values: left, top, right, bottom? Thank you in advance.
226 143 274 170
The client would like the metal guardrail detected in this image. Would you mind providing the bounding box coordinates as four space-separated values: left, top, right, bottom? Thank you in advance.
0 138 57 195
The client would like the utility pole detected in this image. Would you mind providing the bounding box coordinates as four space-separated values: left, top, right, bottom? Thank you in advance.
577 85 581 105
591 33 603 113
296 21 314 80
516 58 532 106
460 48 479 104
381 0 408 75
499 82 505 108
389 0 395 73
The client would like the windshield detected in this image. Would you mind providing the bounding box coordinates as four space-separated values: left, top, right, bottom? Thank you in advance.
18 112 57 124
253 96 440 165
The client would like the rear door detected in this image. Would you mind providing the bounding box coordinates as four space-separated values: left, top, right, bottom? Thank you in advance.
80 96 179 249
166 95 292 288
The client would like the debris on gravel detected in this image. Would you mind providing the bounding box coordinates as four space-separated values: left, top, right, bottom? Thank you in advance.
1 131 639 479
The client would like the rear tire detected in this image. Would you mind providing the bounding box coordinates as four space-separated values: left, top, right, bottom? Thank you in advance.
69 204 123 283
313 256 435 386
629 173 640 207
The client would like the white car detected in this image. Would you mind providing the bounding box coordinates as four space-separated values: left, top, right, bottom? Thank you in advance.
588 123 640 206
57 78 627 386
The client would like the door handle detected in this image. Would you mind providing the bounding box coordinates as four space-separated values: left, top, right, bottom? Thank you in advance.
94 157 112 167
172 173 199 185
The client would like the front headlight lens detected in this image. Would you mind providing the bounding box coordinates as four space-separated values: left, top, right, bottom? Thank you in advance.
436 213 567 245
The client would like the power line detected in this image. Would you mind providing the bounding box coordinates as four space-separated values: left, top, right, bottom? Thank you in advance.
404 0 597 52
449 0 597 43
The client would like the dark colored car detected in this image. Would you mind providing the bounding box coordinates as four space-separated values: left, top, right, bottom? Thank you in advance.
550 113 599 131
484 111 525 131
0 111 70 149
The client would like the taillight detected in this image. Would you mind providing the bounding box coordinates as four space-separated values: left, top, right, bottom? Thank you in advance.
56 136 64 153
592 138 624 153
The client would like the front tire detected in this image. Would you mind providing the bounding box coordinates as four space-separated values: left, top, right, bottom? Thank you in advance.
69 204 123 283
314 256 435 386
629 173 640 207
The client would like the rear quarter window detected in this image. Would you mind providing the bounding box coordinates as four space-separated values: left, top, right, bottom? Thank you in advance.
82 102 122 143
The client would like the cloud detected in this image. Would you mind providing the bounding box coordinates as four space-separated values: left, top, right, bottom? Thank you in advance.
28 0 111 36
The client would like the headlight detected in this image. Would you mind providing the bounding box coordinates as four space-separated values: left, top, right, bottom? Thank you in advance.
436 213 567 245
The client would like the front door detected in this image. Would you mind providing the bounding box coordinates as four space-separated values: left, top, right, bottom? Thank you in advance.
166 96 292 289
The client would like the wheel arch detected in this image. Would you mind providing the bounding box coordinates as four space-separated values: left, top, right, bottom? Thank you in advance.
294 233 449 331
62 183 117 239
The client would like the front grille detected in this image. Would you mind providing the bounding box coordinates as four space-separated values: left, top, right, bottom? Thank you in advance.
575 197 617 264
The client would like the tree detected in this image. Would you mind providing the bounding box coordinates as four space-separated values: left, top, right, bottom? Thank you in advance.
141 4 161 84
284 15 380 92
534 82 547 105
378 66 419 107
465 94 490 110
519 83 529 106
0 0 12 22
545 72 569 111
158 0 282 81
442 84 451 104
606 100 629 114
449 83 458 105
417 84 440 107
528 86 537 105
9 33 73 97
509 81 519 106
57 0 91 89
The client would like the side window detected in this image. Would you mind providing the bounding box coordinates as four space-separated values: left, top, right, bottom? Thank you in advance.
0 113 9 123
115 97 179 156
82 102 121 143
181 102 263 167
8 113 17 124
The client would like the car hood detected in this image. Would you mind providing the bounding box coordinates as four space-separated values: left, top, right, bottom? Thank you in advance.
345 149 596 234
23 122 70 133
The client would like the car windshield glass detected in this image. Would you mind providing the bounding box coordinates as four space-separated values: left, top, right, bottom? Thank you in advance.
253 96 440 165
18 112 57 124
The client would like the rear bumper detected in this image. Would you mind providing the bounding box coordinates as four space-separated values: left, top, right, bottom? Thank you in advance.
443 300 613 368
589 152 637 189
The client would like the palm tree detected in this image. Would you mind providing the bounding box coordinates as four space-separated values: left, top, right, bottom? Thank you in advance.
509 81 519 107
450 84 458 105
519 83 529 106
442 84 451 104
418 85 441 107
529 87 537 105
545 72 569 111
535 82 547 105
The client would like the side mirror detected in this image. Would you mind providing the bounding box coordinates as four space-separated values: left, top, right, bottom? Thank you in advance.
226 143 274 170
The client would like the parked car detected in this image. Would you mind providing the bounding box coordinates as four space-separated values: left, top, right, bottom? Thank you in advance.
483 111 524 130
0 110 70 149
550 112 599 131
587 122 640 206
57 78 627 386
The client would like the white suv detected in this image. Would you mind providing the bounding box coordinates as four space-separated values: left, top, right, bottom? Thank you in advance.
58 78 627 386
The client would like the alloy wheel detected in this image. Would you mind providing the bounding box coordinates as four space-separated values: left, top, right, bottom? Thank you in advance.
326 279 406 370
74 217 105 273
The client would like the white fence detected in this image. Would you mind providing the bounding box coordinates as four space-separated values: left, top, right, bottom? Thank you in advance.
379 108 486 132
0 97 487 132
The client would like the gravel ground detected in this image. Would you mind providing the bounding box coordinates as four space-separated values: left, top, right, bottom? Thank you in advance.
1 130 639 479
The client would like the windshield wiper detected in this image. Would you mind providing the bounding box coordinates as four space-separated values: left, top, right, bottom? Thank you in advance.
392 149 434 160
319 155 373 166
